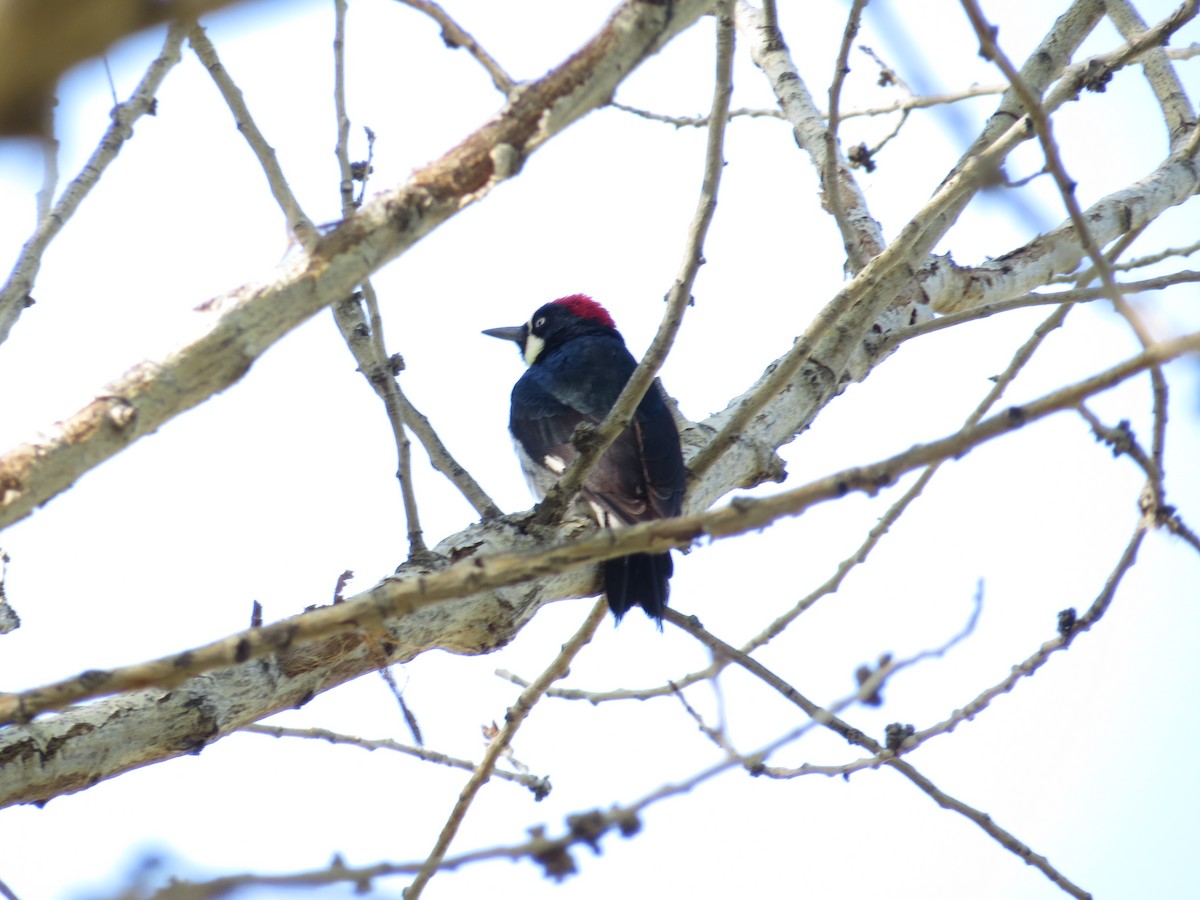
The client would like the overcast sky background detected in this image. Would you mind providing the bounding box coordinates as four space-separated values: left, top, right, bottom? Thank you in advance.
1 1 1199 897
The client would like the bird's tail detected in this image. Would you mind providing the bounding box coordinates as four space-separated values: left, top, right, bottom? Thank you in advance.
604 552 673 626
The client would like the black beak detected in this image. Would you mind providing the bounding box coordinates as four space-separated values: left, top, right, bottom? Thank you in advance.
482 324 527 344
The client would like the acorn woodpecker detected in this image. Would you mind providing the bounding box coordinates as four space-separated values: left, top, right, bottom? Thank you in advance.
483 294 686 624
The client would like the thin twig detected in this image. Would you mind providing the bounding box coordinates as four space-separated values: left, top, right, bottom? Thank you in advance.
884 269 1200 348
395 0 515 94
187 23 315 248
1106 238 1200 273
241 723 550 797
0 23 188 346
332 0 498 530
405 598 607 898
613 83 1009 128
665 609 1092 898
4 327 1199 726
152 717 829 898
533 0 735 524
193 5 431 555
825 0 870 271
960 0 1179 517
908 521 1146 754
1076 404 1162 484
334 0 355 212
332 0 428 552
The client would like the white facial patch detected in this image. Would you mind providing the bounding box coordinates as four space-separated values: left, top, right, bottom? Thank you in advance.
542 454 566 474
523 332 545 366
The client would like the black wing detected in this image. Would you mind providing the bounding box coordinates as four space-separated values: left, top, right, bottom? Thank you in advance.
510 337 684 523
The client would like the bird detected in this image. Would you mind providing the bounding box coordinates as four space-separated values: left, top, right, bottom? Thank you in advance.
483 294 686 625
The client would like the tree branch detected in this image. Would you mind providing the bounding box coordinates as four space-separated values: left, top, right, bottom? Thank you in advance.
0 0 717 534
406 599 606 897
2 327 1196 808
241 723 550 797
395 0 516 95
534 0 734 525
0 23 188 346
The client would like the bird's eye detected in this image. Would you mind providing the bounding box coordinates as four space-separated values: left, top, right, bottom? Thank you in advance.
534 316 547 330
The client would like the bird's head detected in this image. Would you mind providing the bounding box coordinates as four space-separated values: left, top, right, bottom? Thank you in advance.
483 294 619 365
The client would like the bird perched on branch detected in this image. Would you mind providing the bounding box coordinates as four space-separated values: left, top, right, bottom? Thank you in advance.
483 294 685 625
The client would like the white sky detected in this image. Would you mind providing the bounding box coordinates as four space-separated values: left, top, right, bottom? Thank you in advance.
1 1 1199 898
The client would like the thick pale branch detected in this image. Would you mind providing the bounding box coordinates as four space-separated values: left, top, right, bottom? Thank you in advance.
923 1 1200 312
0 0 716 534
687 0 1114 482
1104 0 1196 138
736 1 887 265
1 328 1196 807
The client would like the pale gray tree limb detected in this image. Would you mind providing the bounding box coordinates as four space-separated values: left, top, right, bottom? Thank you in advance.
0 0 717 534
1 328 1196 809
922 0 1200 312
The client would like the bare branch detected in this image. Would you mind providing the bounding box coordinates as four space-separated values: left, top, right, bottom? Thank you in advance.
1107 237 1200 272
883 270 1200 348
187 23 316 247
825 0 871 270
35 98 58 224
960 0 1175 515
329 6 429 555
2 327 1195 742
241 723 550 797
406 599 606 897
534 0 734 524
613 83 1010 127
665 609 1092 898
924 1 1200 312
0 549 17 635
736 1 887 265
0 0 716 534
395 0 516 95
911 520 1146 749
1104 0 1196 138
0 23 188 346
393 377 503 519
